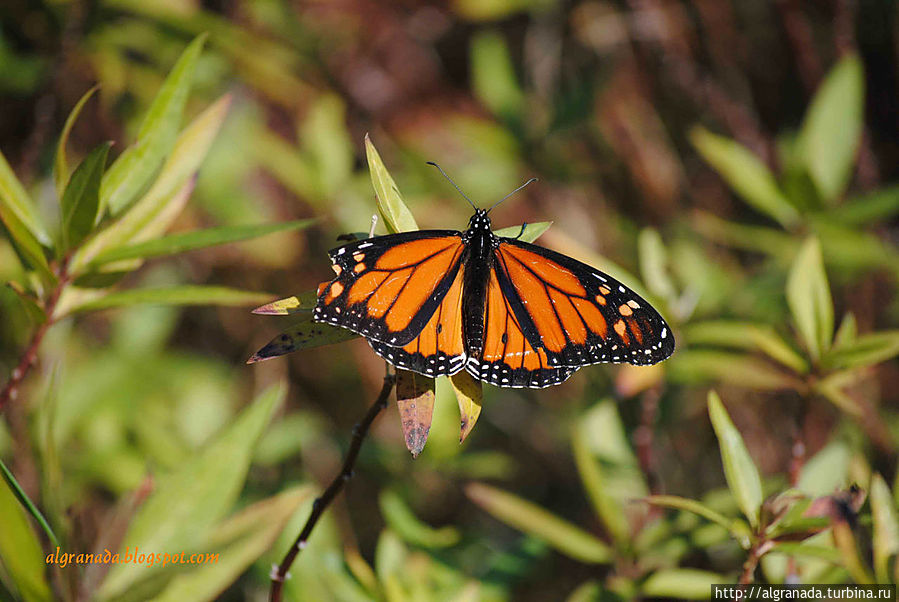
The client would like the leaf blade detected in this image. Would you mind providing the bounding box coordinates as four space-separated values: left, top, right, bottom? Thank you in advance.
54 85 99 195
365 134 417 234
89 219 317 266
61 142 111 251
66 285 271 315
707 391 763 528
786 237 833 361
101 34 207 215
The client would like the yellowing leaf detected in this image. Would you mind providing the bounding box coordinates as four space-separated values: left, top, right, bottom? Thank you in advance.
365 134 417 233
450 371 483 443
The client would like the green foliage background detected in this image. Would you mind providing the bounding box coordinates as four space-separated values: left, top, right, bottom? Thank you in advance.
0 1 897 600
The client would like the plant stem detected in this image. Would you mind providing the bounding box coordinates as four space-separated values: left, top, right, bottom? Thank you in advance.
0 268 69 412
270 372 395 602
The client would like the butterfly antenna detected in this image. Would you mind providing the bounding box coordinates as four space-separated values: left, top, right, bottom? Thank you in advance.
426 162 477 211
487 177 538 213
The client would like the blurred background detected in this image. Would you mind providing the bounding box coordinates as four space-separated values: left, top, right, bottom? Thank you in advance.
0 0 897 600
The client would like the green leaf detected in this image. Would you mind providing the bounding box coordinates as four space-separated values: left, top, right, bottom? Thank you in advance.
572 426 628 545
395 370 436 458
668 350 802 391
493 221 552 243
769 542 842 563
870 473 899 583
0 460 53 602
797 442 849 497
152 486 312 602
0 459 58 547
61 142 111 251
365 134 418 233
246 321 358 363
88 218 317 266
54 85 99 195
641 569 723 600
798 54 864 203
379 489 460 548
821 331 899 371
471 31 524 120
684 321 808 374
101 34 207 215
707 391 763 528
830 185 899 225
690 127 800 228
466 482 613 564
72 94 231 272
97 382 285 599
644 495 750 548
638 228 677 302
66 285 271 315
450 371 483 443
0 152 53 279
786 237 833 361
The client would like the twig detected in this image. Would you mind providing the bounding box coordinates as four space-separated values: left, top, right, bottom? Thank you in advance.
0 268 70 412
269 372 396 602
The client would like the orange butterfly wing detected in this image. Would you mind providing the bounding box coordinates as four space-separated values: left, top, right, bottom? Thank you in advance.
313 231 465 350
492 239 674 372
465 268 574 387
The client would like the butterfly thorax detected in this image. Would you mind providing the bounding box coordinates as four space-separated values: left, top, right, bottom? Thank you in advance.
461 209 497 357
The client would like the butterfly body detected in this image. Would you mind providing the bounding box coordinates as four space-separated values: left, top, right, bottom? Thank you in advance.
313 209 674 388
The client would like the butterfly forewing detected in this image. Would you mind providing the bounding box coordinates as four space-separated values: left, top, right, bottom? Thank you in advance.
493 238 674 368
313 230 464 347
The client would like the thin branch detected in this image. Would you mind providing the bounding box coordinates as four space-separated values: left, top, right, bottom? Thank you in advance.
270 372 396 602
0 268 69 412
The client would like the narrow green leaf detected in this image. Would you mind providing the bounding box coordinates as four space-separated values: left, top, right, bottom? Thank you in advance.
0 150 52 246
365 134 417 233
101 34 207 215
797 442 849 497
643 495 749 546
638 228 677 302
97 382 285 599
832 312 857 349
684 321 808 374
0 459 59 547
641 569 723 600
67 285 271 315
871 473 899 583
471 31 524 120
493 221 552 243
786 237 833 361
61 142 111 250
572 426 628 545
822 331 899 371
54 85 99 195
152 487 312 602
830 185 899 225
466 482 613 564
0 152 53 279
247 321 358 363
770 542 842 563
73 94 231 272
0 459 53 602
89 219 316 266
450 371 483 443
707 391 763 528
668 350 802 391
692 211 798 258
798 54 864 203
379 489 460 548
690 127 800 227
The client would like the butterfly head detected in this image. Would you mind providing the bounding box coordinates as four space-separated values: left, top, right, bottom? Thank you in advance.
468 209 492 233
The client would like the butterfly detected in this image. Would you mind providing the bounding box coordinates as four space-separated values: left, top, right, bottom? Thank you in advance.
313 169 674 388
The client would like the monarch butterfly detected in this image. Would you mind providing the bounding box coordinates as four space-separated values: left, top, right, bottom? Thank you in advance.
313 167 674 388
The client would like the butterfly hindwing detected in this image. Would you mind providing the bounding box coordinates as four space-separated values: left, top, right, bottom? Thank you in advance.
314 231 465 347
466 267 575 388
493 238 674 368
